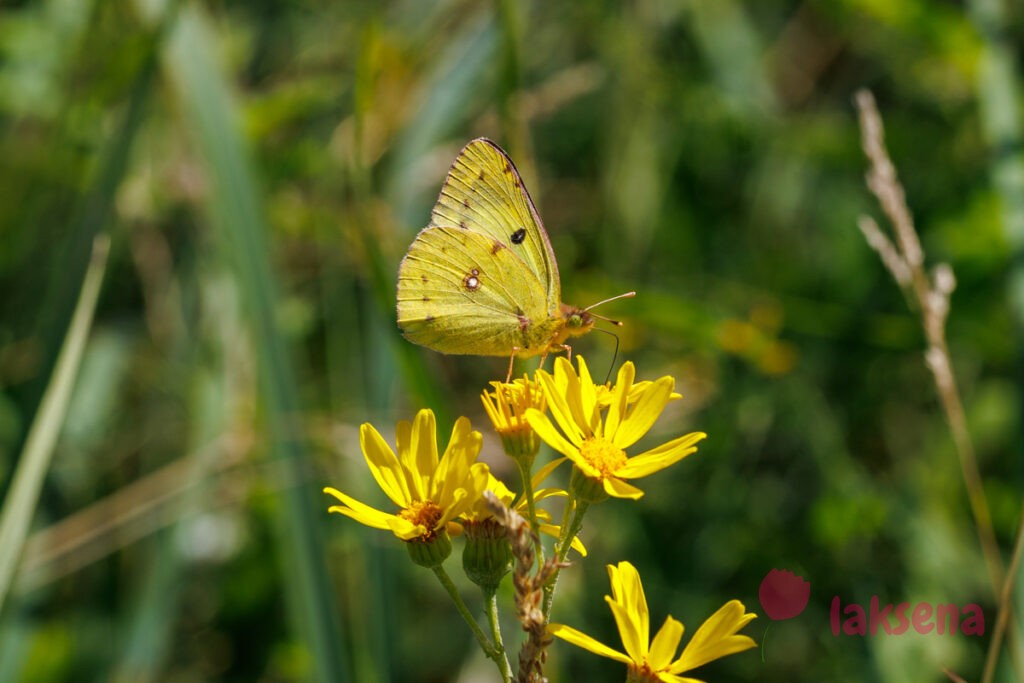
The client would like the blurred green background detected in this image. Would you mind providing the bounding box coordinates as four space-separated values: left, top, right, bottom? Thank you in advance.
1 0 1021 681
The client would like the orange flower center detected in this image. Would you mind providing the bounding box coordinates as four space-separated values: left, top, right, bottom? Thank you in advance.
399 499 443 535
578 436 627 477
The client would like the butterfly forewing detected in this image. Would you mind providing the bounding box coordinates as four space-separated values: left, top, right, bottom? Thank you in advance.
429 138 561 311
397 226 554 356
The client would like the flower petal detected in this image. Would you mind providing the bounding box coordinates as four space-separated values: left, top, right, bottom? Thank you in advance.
574 356 601 436
393 418 420 496
612 375 675 449
407 409 438 498
670 600 757 673
359 423 412 505
548 623 633 666
604 361 635 441
432 417 482 507
324 487 399 531
615 432 706 479
537 364 586 446
531 456 568 489
442 462 490 527
607 561 649 643
432 450 467 510
526 409 581 461
537 523 588 556
447 416 479 462
648 616 684 671
605 596 647 663
552 357 593 439
436 488 467 528
532 485 568 502
384 515 426 540
656 674 702 683
602 475 644 499
486 472 516 507
626 380 679 403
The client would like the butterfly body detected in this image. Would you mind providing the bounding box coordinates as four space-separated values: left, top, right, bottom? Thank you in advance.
397 138 594 358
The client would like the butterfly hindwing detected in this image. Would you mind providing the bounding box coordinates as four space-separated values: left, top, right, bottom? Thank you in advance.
397 226 556 356
429 138 561 311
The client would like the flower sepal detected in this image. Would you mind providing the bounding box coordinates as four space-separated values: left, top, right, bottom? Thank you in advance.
499 431 539 466
406 529 453 568
569 464 610 504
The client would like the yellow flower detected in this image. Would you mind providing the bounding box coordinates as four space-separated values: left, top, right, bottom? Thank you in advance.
480 376 546 462
526 356 705 500
323 409 489 542
549 562 757 683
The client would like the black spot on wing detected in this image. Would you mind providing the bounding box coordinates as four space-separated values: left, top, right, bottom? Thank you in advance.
510 228 526 244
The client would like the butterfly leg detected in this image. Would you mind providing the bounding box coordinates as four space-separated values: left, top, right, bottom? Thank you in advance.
536 344 571 372
505 348 519 384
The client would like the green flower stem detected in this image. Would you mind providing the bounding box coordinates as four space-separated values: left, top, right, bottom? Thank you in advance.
542 497 590 618
432 566 510 681
484 587 512 683
514 457 544 567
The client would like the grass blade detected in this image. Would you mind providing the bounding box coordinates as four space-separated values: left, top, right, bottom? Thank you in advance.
0 235 110 615
161 6 349 681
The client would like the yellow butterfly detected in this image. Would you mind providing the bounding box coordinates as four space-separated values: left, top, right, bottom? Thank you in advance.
397 138 630 363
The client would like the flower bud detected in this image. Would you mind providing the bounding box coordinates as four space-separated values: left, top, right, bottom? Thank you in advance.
481 378 545 465
461 518 512 592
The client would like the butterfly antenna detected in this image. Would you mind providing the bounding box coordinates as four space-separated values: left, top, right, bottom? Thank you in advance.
591 327 622 384
585 291 636 326
585 291 636 313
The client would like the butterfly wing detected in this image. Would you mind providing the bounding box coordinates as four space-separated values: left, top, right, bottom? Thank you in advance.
429 138 561 311
397 226 561 356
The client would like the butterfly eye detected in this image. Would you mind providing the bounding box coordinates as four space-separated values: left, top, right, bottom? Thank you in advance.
510 228 526 244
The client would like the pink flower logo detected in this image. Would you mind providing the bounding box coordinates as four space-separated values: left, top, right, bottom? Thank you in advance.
759 569 810 620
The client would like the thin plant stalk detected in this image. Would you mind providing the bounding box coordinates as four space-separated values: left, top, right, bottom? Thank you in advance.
431 565 510 682
514 458 544 567
855 89 1021 682
541 498 589 618
981 507 1024 683
485 588 512 683
0 235 110 615
855 90 1003 591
